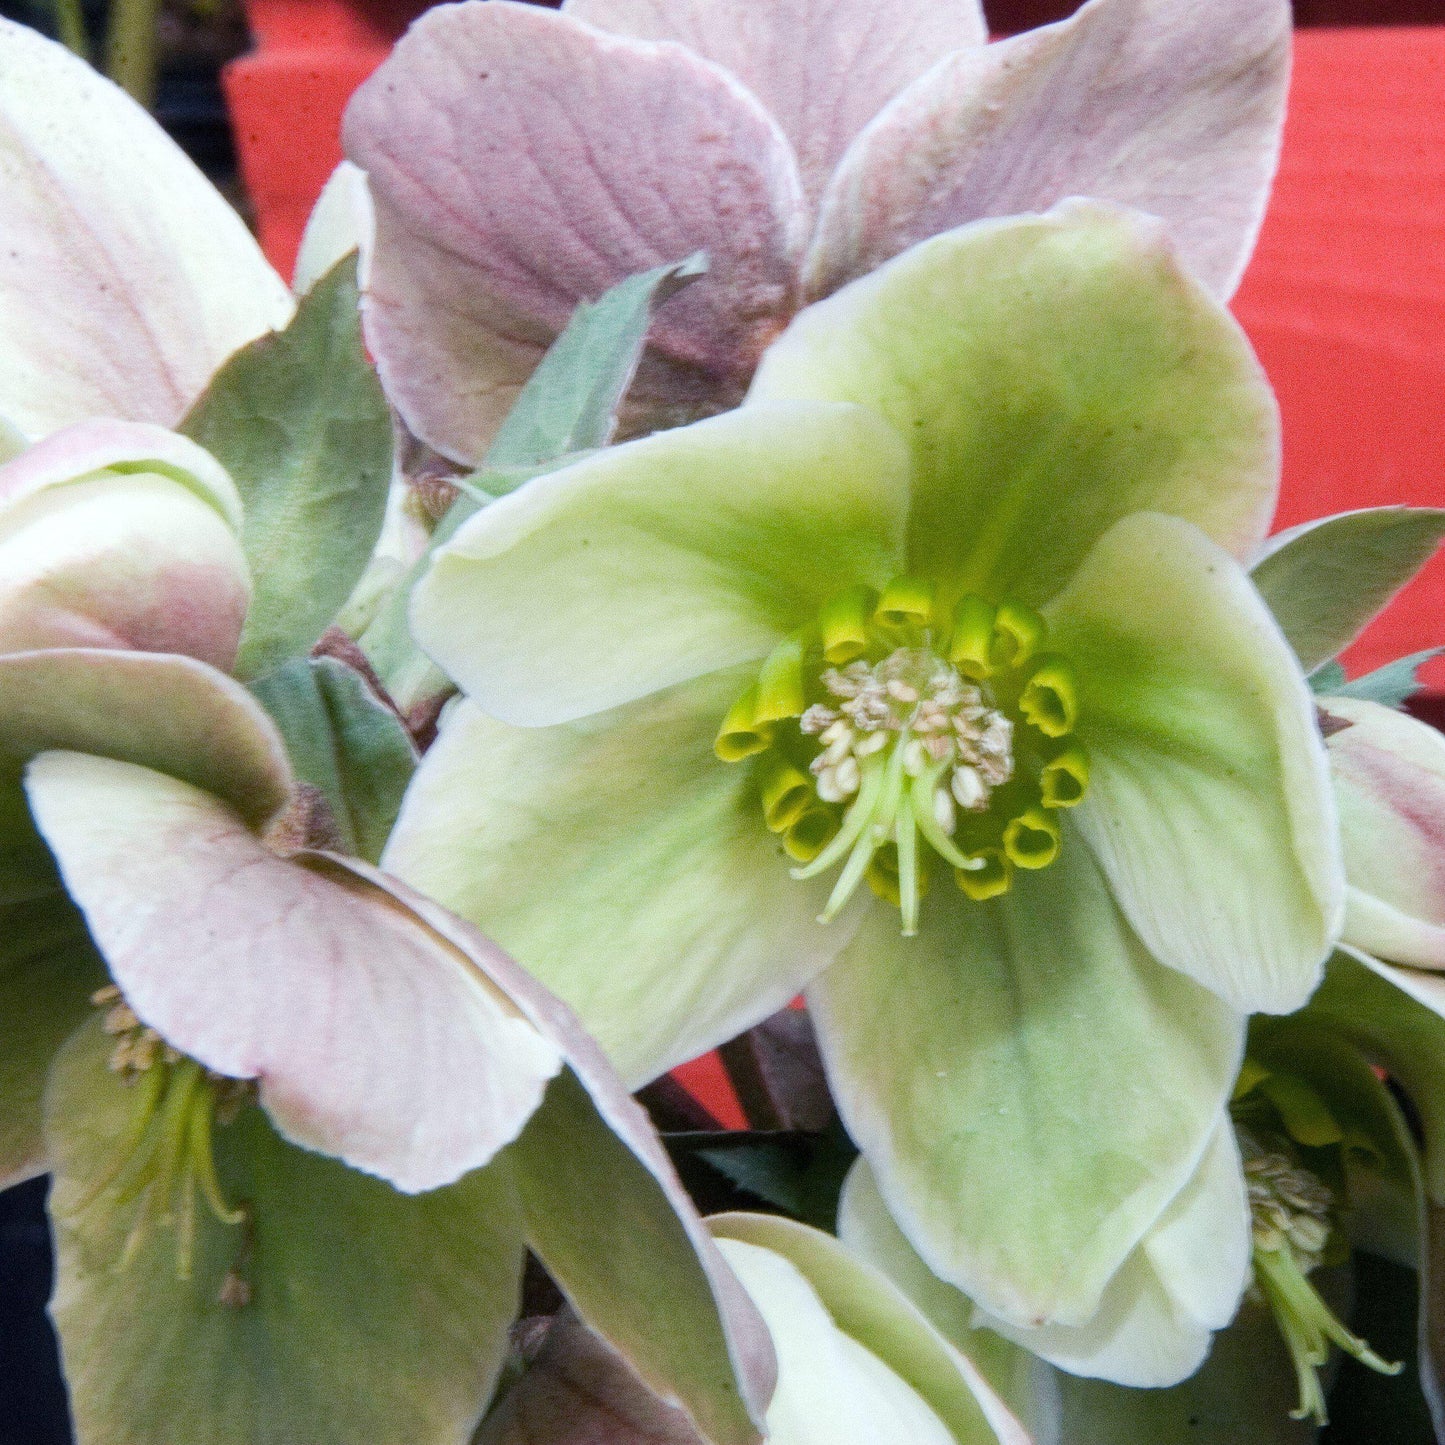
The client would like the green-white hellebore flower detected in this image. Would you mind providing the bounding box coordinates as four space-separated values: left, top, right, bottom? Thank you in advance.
0 20 293 441
840 1021 1417 1434
343 0 1291 462
383 203 1344 1333
0 437 773 1442
480 1213 1029 1445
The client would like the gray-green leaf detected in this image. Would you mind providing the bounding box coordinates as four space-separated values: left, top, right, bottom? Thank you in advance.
249 655 416 862
1252 507 1445 673
1329 648 1444 709
184 254 393 679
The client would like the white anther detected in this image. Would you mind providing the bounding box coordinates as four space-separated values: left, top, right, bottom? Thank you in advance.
800 705 839 735
834 756 861 796
815 766 846 803
819 718 848 745
902 738 929 777
923 733 954 764
933 786 957 836
979 715 1013 755
951 766 988 811
886 678 918 704
855 730 889 757
822 732 853 767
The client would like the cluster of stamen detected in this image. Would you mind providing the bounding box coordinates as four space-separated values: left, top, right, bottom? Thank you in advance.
715 578 1089 933
78 985 254 1291
1238 1128 1401 1424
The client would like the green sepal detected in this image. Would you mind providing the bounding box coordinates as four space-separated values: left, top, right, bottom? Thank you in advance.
182 254 393 679
45 1015 527 1445
249 655 417 862
1251 507 1445 674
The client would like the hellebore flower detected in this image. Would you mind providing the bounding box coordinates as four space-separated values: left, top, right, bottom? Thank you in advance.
0 19 292 440
342 0 1292 462
0 431 772 1442
383 204 1343 1334
479 1212 1029 1445
840 1019 1419 1438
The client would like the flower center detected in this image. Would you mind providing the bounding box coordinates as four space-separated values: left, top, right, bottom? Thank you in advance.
72 984 252 1291
1240 1132 1401 1425
715 578 1089 933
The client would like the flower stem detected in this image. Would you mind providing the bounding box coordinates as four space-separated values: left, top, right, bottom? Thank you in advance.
104 0 161 107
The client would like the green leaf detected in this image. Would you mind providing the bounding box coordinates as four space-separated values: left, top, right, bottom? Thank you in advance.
1310 660 1347 694
360 256 704 705
249 655 416 862
1252 508 1445 674
697 1121 858 1231
45 1015 526 1445
1331 648 1445 708
183 254 393 679
478 252 707 484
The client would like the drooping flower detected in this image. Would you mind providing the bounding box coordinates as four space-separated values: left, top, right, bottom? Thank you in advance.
0 19 292 440
479 1212 1030 1445
383 203 1343 1334
0 385 770 1445
841 1018 1419 1435
342 0 1292 462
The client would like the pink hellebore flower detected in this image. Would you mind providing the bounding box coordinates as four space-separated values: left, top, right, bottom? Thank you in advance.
343 0 1292 463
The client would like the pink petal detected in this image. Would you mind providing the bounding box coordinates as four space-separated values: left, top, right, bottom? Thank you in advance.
24 751 566 1193
1324 696 1445 969
0 20 292 437
0 421 249 669
563 0 985 208
807 0 1291 302
343 0 807 463
0 648 293 830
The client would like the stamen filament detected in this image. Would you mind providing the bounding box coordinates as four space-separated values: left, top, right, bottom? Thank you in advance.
791 758 887 881
909 769 986 872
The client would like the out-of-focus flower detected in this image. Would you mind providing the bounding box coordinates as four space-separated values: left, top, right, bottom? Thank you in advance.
384 204 1342 1337
343 0 1292 462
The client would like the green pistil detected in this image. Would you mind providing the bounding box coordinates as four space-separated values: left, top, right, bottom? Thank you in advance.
1255 1244 1402 1425
77 986 250 1282
716 577 1090 930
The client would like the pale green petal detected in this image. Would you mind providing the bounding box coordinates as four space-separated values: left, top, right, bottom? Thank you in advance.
1321 696 1445 969
978 1120 1249 1386
836 1160 1057 1427
1054 1298 1315 1445
841 1127 1250 1393
411 400 910 724
25 752 564 1193
0 20 292 436
750 203 1278 602
45 1015 526 1445
716 1237 957 1445
807 831 1243 1329
712 1216 1029 1445
1049 512 1343 1014
1251 507 1445 673
383 672 853 1087
0 890 104 1186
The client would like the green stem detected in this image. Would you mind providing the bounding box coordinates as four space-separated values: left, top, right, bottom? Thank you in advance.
51 0 90 59
104 0 161 107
